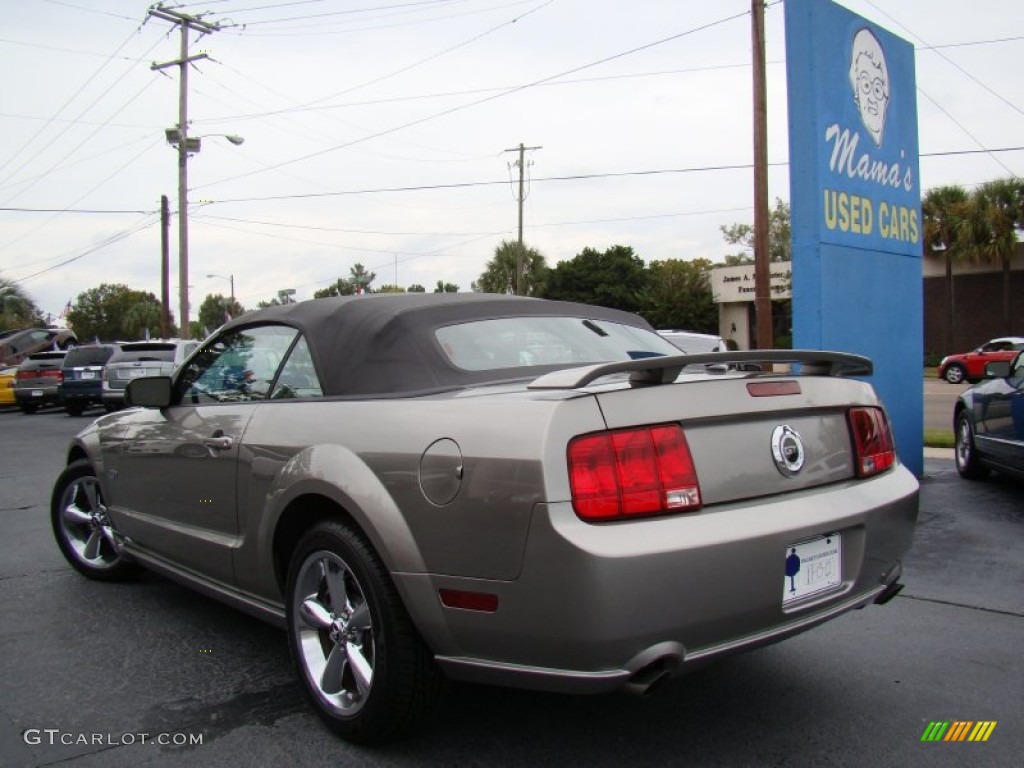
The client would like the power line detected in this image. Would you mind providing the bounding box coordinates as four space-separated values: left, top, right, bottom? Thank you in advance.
194 8 753 191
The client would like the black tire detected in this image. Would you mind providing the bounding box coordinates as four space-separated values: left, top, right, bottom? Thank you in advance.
285 520 441 744
954 411 990 480
103 402 119 413
66 403 85 417
944 364 966 384
19 402 38 414
51 461 141 581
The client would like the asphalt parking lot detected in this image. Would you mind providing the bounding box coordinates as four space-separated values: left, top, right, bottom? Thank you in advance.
0 406 1020 768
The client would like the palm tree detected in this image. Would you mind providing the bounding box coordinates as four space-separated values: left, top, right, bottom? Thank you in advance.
922 185 970 352
967 178 1024 334
474 240 548 295
0 276 44 331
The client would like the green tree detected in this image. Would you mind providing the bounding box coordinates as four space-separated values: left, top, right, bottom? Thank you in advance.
720 198 792 264
350 263 375 294
0 276 44 331
967 178 1024 335
198 293 245 332
66 284 163 341
375 284 405 293
315 263 376 297
922 184 971 352
433 280 459 293
407 284 426 293
641 258 718 331
314 279 356 299
474 240 548 295
542 245 647 313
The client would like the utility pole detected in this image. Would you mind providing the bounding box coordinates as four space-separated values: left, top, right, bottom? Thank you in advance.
751 0 773 351
149 4 220 339
160 195 171 338
504 143 542 295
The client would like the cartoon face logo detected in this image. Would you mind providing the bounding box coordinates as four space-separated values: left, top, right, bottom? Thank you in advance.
849 28 889 147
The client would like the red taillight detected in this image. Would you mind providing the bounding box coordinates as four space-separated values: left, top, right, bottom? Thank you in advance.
848 407 896 477
568 424 701 521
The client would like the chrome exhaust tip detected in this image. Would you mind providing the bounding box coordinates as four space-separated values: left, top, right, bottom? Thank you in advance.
624 657 678 697
875 581 904 605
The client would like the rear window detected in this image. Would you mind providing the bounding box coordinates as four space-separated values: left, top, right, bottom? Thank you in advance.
110 347 176 363
64 346 117 367
435 317 679 372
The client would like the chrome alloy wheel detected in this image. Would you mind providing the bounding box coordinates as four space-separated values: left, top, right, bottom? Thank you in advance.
955 417 973 468
57 474 123 569
292 551 376 716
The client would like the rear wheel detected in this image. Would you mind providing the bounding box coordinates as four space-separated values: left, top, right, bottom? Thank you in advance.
955 411 989 480
66 403 85 417
19 402 38 414
286 520 441 744
944 364 966 384
51 461 141 581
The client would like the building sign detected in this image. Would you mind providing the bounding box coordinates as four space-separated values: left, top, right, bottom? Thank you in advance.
712 262 792 303
786 0 923 476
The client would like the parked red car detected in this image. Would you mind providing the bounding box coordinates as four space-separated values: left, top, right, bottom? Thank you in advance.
938 337 1024 384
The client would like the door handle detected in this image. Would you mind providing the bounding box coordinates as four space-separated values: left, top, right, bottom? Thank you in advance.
203 434 233 451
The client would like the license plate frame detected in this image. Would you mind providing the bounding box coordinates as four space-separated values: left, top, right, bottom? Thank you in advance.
783 533 842 605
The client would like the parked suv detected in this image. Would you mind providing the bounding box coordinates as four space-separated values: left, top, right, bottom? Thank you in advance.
60 344 119 416
0 327 77 365
102 340 198 412
14 351 67 413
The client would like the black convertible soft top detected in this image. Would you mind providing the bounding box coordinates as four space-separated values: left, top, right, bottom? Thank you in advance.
219 293 655 396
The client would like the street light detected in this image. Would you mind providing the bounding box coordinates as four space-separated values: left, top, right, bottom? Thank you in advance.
206 273 235 303
165 129 244 338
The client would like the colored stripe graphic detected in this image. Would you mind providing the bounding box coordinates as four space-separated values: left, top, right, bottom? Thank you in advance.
920 721 997 742
969 722 997 742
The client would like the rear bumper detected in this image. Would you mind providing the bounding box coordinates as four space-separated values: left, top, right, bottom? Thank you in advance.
60 384 104 404
397 465 919 693
15 387 61 404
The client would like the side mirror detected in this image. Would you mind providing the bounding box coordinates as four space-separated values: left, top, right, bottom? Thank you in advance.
125 376 173 408
984 361 1011 379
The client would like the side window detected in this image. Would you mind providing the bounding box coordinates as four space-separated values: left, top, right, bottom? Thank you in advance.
270 336 323 400
177 325 298 404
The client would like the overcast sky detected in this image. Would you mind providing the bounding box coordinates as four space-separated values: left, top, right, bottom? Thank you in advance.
2 0 1022 323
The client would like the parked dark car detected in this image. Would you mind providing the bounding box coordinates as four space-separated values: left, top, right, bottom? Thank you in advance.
954 350 1024 481
0 327 77 366
51 294 918 744
102 340 199 412
59 344 119 416
13 351 67 413
938 336 1024 384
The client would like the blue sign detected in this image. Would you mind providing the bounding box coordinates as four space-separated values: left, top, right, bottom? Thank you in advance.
786 0 923 476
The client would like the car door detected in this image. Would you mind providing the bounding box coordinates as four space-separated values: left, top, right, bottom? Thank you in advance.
974 352 1024 467
111 324 299 584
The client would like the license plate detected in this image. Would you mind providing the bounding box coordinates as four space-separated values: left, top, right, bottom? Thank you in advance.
129 369 146 378
31 389 43 397
783 533 842 605
81 371 95 380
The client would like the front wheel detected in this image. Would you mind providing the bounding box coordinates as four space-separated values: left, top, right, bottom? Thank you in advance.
51 461 141 580
944 364 966 384
286 520 441 744
955 412 990 480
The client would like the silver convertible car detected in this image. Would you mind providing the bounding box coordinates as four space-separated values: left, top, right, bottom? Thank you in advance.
51 294 919 743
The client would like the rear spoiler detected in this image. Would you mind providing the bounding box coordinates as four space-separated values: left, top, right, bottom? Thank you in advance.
527 350 872 390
